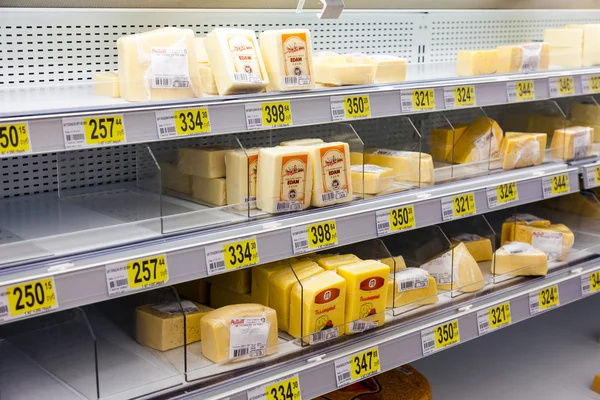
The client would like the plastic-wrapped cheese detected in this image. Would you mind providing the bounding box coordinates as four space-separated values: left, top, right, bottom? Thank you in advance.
501 214 551 245
548 47 583 69
420 243 485 292
351 164 394 195
493 242 548 276
564 24 600 66
226 148 259 209
456 49 498 76
194 37 209 63
386 268 438 308
251 261 289 306
550 126 593 160
496 43 550 73
452 117 503 163
544 27 584 47
309 142 352 207
514 223 574 261
450 233 493 262
94 71 120 97
364 150 434 184
314 52 375 86
500 132 547 170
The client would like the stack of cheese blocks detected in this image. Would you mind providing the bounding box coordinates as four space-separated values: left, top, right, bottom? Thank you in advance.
313 52 408 86
544 24 600 69
456 42 550 76
173 146 228 206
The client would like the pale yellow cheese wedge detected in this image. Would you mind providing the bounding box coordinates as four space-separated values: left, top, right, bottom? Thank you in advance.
493 242 548 276
198 64 218 95
550 126 593 160
429 124 469 162
175 279 209 304
496 43 550 73
209 287 252 309
94 71 120 97
317 254 362 271
206 268 250 294
251 261 289 306
379 255 407 272
159 162 192 195
420 243 485 292
452 117 503 164
456 49 498 76
500 132 547 170
309 142 352 207
351 164 394 195
514 223 574 261
368 55 407 83
178 147 228 178
191 176 227 206
450 233 493 262
314 54 375 86
386 268 438 308
501 214 551 245
225 148 259 208
364 149 434 184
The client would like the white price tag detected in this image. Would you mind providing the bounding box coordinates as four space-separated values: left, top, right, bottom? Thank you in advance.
205 237 259 275
400 89 435 113
105 255 169 296
529 285 559 315
310 326 339 344
62 115 126 149
0 278 59 322
549 76 575 97
245 103 264 131
585 165 600 188
334 346 380 388
229 317 269 359
581 274 592 296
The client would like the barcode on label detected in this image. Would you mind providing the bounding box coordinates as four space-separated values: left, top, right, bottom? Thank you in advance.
310 331 326 343
232 348 249 358
337 371 351 382
294 240 309 250
488 194 497 204
479 320 489 331
284 76 298 85
0 305 8 315
352 321 366 331
332 108 345 116
276 201 302 212
110 278 128 289
400 281 414 290
67 133 85 142
543 185 552 197
209 260 226 272
443 209 454 218
531 301 539 309
233 73 249 82
507 85 517 102
160 126 177 135
377 222 390 231
321 192 336 203
247 118 262 126
155 77 172 87
401 100 413 110
423 340 435 349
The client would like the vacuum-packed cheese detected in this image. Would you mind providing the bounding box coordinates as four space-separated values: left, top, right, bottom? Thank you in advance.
420 243 485 292
514 223 574 261
500 132 547 170
450 233 493 262
226 148 259 208
191 177 227 206
317 254 362 271
178 147 228 178
550 126 593 160
94 71 120 97
386 268 438 308
368 55 407 83
456 50 498 76
429 124 469 162
364 150 434 184
309 142 352 207
207 268 251 294
496 43 550 73
159 162 192 195
501 214 551 245
251 261 289 306
493 242 548 276
452 117 503 163
351 164 394 195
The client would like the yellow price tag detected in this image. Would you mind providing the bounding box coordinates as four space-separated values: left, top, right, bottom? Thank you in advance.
307 220 338 249
344 95 371 119
454 86 475 106
262 101 293 127
7 278 57 317
0 123 31 155
488 302 511 330
266 376 301 400
412 89 435 110
539 285 559 310
594 166 600 185
590 76 600 93
591 271 600 293
83 115 125 145
453 192 476 217
434 319 460 349
496 182 518 205
516 81 535 101
389 205 415 232
350 347 381 380
174 108 210 135
223 238 259 270
551 174 570 195
557 77 574 95
127 255 168 289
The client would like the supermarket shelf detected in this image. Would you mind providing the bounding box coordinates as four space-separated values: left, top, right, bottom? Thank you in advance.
0 163 579 322
1 68 600 157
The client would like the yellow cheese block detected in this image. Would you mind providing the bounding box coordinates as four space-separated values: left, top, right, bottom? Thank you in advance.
200 304 278 363
350 152 364 165
206 268 250 294
251 261 289 306
269 261 324 331
175 279 210 304
450 233 493 262
514 223 574 261
545 27 584 47
420 242 485 292
548 46 583 69
117 27 202 102
288 271 347 338
368 55 407 83
379 255 407 272
194 37 209 63
496 43 550 73
592 374 600 394
178 147 228 178
351 164 394 195
198 64 218 95
453 117 503 164
94 71 120 98
364 149 434 184
500 132 547 170
565 24 600 66
210 287 252 309
386 268 438 308
429 124 469 162
337 260 389 333
314 60 375 86
309 142 352 207
136 301 212 351
159 162 192 195
317 254 362 271
493 242 548 276
225 148 259 208
550 126 593 160
456 49 498 76
191 176 227 207
280 138 324 146
501 214 551 245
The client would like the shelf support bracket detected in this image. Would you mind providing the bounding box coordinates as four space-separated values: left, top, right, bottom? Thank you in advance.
297 0 345 19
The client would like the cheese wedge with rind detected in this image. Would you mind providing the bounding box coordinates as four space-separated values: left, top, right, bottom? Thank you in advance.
452 117 503 164
351 164 394 195
493 242 548 276
500 132 547 170
450 233 493 262
496 43 550 73
364 149 434 184
501 214 551 245
420 242 485 292
514 223 574 261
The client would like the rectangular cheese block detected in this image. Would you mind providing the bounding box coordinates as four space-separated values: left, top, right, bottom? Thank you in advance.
386 268 438 308
94 71 120 97
198 64 218 95
548 46 583 69
136 301 212 351
364 150 434 184
420 242 485 292
175 279 210 304
204 28 269 96
159 162 192 195
350 152 363 165
207 268 251 294
500 132 547 170
450 233 493 262
571 103 600 125
256 146 313 213
117 27 202 102
452 117 503 164
544 28 583 48
194 37 209 63
379 255 407 273
209 287 252 309
501 214 551 245
269 261 324 331
200 304 278 363
565 24 600 66
337 261 390 333
429 124 469 162
514 223 574 261
280 138 324 146
309 142 352 207
456 50 498 76
259 29 315 92
550 126 593 160
251 261 289 306
317 254 362 271
288 271 347 338
178 147 228 178
314 62 375 86
368 55 407 83
351 164 394 195
493 242 548 276
226 148 259 208
496 43 550 73
191 176 227 206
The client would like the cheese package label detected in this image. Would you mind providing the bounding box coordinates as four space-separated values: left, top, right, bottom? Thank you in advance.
493 242 548 276
226 149 259 208
550 126 593 160
514 223 574 261
310 142 352 206
496 43 550 73
420 243 485 292
501 214 551 244
229 317 270 359
387 268 438 308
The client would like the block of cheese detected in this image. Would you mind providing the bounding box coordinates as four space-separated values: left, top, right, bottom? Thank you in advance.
191 176 227 206
514 223 574 261
194 37 209 63
496 43 550 73
548 47 583 69
309 142 352 207
94 71 120 97
317 254 362 271
269 261 324 331
350 152 364 165
226 148 259 208
210 286 252 309
564 24 600 66
500 132 547 170
159 162 192 195
452 117 503 163
337 261 389 333
200 304 278 363
386 268 438 308
544 28 583 48
501 214 551 245
288 271 347 338
420 243 485 292
379 255 407 272
256 146 313 213
571 103 600 125
593 374 600 394
314 58 375 86
368 55 407 83
136 301 212 351
175 279 210 304
351 164 394 195
280 138 324 146
364 150 434 184
314 51 346 64
204 28 269 96
251 261 288 306
429 124 469 161
259 29 315 92
198 64 218 95
178 147 228 178
456 50 498 76
570 121 600 142
207 268 250 294
117 27 202 102
450 233 493 262
493 242 548 276
550 126 593 160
